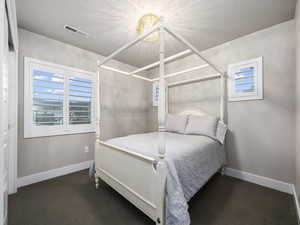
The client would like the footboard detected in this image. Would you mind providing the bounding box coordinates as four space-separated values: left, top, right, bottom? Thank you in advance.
95 141 167 225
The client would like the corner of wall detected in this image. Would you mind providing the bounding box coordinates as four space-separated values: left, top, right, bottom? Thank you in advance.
295 0 300 205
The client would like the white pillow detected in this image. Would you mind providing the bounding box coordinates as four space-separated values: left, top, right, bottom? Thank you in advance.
185 115 219 138
165 114 188 134
215 121 228 144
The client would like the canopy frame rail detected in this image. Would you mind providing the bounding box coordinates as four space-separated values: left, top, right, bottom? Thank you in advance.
101 65 153 82
168 73 221 87
163 25 223 75
99 24 160 66
151 64 210 82
129 49 192 75
97 19 224 85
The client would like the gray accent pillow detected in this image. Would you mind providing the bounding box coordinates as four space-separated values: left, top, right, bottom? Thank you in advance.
185 115 219 138
215 121 228 144
165 114 188 134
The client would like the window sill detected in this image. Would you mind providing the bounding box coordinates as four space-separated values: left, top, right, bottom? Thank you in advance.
24 128 96 139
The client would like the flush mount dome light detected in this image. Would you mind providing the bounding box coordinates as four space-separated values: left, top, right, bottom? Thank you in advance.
136 13 159 41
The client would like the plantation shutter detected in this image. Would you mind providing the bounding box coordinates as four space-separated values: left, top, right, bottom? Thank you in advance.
68 76 92 125
233 66 256 94
228 57 263 101
32 69 64 126
24 57 95 138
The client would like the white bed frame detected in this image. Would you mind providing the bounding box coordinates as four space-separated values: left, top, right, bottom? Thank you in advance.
94 17 226 225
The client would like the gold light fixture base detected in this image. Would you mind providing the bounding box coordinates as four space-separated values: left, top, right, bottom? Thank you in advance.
136 13 159 42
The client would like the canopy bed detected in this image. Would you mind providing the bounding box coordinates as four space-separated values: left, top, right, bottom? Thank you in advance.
94 16 227 225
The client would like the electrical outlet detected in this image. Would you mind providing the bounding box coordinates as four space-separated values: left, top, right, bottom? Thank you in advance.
84 146 89 153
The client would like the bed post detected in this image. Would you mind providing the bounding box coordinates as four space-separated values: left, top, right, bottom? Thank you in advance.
156 17 167 225
220 72 226 123
166 85 169 114
95 60 101 189
220 72 227 175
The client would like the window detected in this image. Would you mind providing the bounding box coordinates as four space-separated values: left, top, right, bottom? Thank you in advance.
152 81 159 106
228 57 263 101
24 57 96 138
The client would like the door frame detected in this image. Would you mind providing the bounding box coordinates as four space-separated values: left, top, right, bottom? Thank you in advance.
6 0 18 194
8 50 18 194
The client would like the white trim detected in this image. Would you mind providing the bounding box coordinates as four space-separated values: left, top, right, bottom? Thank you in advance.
227 57 263 101
224 167 293 194
292 185 300 224
1 2 10 224
17 160 94 188
8 51 18 194
24 57 96 138
25 57 96 76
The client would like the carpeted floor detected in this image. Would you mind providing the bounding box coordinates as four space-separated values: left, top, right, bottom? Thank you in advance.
8 170 298 225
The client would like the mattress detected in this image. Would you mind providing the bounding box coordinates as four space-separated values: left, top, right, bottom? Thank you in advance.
106 132 225 225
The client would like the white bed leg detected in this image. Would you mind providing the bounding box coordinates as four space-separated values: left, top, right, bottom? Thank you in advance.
156 160 167 225
95 176 100 189
221 166 226 176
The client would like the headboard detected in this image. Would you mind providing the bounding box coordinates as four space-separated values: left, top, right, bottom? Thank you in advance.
179 110 207 117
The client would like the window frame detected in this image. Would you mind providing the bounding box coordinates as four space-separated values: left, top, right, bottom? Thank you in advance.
152 81 159 107
24 57 96 138
227 57 263 102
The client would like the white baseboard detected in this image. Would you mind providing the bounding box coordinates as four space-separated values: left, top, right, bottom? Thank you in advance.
17 160 94 188
292 185 300 225
224 167 293 194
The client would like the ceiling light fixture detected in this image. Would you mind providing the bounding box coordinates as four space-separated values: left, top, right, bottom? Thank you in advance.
136 13 159 42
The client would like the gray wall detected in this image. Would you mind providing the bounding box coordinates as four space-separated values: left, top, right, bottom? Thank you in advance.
295 1 300 199
149 20 296 183
19 20 297 184
18 28 151 178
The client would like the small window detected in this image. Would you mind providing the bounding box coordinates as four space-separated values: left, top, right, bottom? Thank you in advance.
228 57 263 101
24 57 96 138
153 81 159 107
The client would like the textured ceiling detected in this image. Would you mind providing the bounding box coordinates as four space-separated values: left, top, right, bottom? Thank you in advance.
16 0 296 67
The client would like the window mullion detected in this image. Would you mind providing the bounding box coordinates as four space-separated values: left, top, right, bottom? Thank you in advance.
64 74 69 129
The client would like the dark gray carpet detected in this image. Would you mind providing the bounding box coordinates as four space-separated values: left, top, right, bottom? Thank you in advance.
8 170 298 225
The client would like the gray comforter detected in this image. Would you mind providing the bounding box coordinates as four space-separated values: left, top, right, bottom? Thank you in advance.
106 132 225 225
